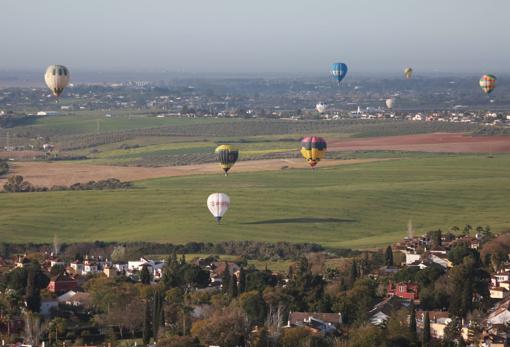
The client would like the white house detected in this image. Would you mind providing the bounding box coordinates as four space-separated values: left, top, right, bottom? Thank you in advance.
430 254 450 268
490 287 508 300
50 259 65 268
430 318 452 339
495 272 510 283
70 261 83 275
487 296 510 325
128 257 165 273
128 257 152 271
404 253 421 265
36 111 59 116
113 263 129 272
369 311 389 326
57 290 77 303
83 259 98 274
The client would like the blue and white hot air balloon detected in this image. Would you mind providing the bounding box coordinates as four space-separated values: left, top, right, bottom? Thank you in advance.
331 63 348 85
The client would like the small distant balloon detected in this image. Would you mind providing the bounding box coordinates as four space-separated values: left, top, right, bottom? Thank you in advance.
300 136 327 168
215 145 239 175
44 65 70 97
331 63 348 84
479 74 496 94
316 103 327 114
404 67 413 79
207 193 230 223
385 98 395 109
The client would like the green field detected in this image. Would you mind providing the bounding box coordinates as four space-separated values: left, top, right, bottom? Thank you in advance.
10 112 230 137
1 154 509 248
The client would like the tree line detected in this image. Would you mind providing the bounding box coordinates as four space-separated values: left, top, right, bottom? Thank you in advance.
2 175 132 193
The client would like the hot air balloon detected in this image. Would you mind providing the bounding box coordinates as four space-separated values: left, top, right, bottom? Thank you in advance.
300 136 327 168
215 145 239 175
331 63 348 84
316 103 326 114
480 74 496 94
404 67 413 79
44 65 70 97
385 98 395 109
207 193 230 223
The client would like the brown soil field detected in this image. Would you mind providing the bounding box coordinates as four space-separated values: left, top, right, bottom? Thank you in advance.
329 133 510 153
0 151 41 159
0 158 386 187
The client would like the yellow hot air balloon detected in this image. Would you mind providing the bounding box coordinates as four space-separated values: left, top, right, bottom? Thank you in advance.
404 67 413 79
44 65 70 97
300 136 327 168
215 145 239 175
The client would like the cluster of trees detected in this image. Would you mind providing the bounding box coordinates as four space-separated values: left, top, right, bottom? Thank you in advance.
0 260 50 313
107 241 329 261
0 160 8 176
0 260 51 344
53 178 132 191
0 240 337 266
3 175 132 193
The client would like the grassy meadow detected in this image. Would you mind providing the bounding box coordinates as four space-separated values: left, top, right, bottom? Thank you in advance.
0 154 509 248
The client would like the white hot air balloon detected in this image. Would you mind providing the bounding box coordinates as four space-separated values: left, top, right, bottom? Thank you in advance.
385 98 395 110
207 193 230 223
315 102 326 114
44 65 70 97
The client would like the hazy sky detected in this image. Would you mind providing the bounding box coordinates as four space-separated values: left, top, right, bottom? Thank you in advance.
1 1 509 75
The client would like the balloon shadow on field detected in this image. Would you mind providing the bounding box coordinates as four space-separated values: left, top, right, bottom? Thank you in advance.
242 218 357 225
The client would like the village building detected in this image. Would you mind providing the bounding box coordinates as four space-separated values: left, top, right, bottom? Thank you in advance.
287 312 342 335
47 272 79 294
387 282 420 300
368 296 411 326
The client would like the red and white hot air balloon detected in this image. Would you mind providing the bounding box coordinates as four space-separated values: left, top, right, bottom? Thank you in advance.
207 193 230 223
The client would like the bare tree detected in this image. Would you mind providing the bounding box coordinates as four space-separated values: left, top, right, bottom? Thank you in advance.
53 233 60 256
23 311 45 346
266 303 286 346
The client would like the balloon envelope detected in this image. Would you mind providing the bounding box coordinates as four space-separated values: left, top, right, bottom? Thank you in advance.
404 67 413 79
207 193 230 223
316 103 326 114
215 145 239 175
300 136 327 167
44 65 70 97
480 74 496 94
331 63 348 84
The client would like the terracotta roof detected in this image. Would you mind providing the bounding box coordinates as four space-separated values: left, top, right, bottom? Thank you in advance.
211 262 240 276
50 272 76 282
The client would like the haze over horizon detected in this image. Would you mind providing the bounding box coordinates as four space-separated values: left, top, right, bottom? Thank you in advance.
1 0 509 75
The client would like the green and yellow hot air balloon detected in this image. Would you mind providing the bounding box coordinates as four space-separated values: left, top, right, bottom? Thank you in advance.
404 67 413 79
215 145 239 175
